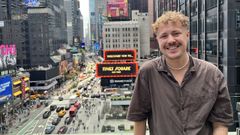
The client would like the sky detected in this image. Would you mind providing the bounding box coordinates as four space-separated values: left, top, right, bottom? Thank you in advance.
79 0 89 38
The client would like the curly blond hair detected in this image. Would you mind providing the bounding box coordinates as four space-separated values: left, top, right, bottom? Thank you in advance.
152 11 189 34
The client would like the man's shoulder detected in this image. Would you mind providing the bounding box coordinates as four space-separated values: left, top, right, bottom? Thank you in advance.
140 57 161 71
192 57 221 74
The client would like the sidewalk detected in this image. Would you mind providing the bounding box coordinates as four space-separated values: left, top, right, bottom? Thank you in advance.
8 105 46 135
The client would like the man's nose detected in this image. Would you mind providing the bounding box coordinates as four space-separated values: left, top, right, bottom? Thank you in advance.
167 35 176 44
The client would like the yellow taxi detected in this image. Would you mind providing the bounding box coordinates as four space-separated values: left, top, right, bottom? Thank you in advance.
30 95 37 100
58 110 66 117
76 92 80 97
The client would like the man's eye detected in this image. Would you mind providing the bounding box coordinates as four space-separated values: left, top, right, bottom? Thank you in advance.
172 32 180 36
159 35 167 39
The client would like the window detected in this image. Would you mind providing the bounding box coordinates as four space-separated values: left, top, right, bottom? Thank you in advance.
206 40 217 56
206 15 217 33
236 10 240 30
191 1 197 16
190 21 197 34
236 39 240 57
219 13 224 31
237 67 240 85
206 0 217 10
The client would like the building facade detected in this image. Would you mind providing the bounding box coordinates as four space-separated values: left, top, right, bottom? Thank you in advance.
64 0 83 46
103 11 150 61
154 0 240 130
27 0 67 67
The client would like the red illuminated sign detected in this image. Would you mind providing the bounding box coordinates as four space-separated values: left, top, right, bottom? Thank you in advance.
96 62 138 78
104 50 136 61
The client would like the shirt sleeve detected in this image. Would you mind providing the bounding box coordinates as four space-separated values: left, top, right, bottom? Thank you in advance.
208 73 234 126
127 68 151 121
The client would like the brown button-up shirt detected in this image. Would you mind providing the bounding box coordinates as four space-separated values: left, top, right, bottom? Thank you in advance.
127 55 233 135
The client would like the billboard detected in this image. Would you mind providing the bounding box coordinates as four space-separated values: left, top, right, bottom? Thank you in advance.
96 62 138 78
23 0 40 7
107 0 129 20
101 78 135 87
0 44 17 70
104 50 136 61
0 76 12 103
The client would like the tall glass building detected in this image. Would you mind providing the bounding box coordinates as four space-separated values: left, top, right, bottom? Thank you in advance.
154 0 240 130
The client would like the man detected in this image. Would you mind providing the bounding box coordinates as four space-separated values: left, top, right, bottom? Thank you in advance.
127 11 233 135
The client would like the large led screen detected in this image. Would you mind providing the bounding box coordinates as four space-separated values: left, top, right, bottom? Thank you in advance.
0 44 17 70
107 0 129 19
96 62 138 78
104 50 136 61
0 76 12 103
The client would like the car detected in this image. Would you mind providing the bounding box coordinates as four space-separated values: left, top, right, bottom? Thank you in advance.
64 104 71 110
52 117 61 125
57 126 68 134
64 116 73 125
76 92 80 97
30 95 37 100
50 105 57 111
58 110 66 117
39 95 47 100
58 96 64 101
118 124 125 131
56 106 64 113
45 125 55 134
43 111 51 119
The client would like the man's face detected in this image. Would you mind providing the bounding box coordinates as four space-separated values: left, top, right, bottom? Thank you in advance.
156 21 189 60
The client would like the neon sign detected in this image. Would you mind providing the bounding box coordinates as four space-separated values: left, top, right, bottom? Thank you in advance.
0 44 17 70
23 0 40 7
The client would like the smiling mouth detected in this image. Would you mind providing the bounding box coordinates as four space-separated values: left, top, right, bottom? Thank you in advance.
166 44 180 50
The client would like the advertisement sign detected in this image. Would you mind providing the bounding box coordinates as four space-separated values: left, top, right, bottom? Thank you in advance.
96 62 138 78
21 78 26 99
107 0 129 19
23 0 40 7
101 78 135 86
104 50 136 61
0 44 17 70
0 76 12 103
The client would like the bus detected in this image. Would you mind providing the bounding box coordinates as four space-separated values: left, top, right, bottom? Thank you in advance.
74 102 81 109
69 106 77 117
103 88 118 96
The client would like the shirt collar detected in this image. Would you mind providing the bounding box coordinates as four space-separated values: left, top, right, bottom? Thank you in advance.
157 54 198 73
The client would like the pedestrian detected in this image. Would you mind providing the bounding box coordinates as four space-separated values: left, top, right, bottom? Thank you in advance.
127 11 233 135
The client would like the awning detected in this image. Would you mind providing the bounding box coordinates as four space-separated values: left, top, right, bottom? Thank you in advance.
24 77 29 81
13 80 21 85
31 80 58 90
25 87 30 91
13 91 22 96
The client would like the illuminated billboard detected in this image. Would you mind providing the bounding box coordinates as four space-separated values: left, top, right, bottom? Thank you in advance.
0 76 12 103
104 50 136 61
0 44 17 70
107 0 129 19
96 62 138 78
23 0 40 7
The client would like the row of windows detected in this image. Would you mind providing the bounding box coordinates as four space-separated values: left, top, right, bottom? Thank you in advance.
105 38 138 42
105 44 137 49
105 27 138 32
105 33 138 37
236 10 240 30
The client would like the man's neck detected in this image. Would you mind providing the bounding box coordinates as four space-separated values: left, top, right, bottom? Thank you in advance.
165 53 189 70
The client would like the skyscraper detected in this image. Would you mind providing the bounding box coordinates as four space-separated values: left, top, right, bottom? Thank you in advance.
154 0 240 131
